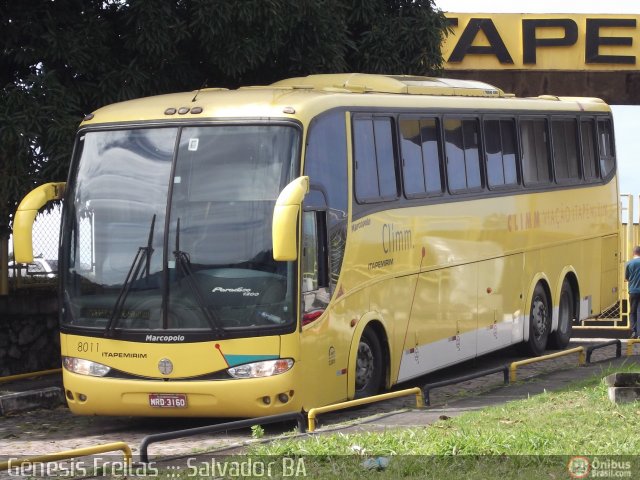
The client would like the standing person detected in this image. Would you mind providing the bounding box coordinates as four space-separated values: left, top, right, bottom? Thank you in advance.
625 246 640 338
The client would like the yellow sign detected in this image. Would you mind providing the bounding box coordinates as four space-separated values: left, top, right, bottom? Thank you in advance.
443 13 639 70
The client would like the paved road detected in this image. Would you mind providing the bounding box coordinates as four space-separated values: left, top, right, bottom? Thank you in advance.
0 339 633 462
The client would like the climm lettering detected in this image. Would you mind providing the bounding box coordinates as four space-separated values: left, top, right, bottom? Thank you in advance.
382 224 412 253
507 212 541 232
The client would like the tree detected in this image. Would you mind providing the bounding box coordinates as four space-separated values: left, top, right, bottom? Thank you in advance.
0 0 449 290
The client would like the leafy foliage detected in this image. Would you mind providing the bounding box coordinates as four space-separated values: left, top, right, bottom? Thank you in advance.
0 0 448 234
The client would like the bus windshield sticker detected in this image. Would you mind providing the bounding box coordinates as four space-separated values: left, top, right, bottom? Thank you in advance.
188 138 199 151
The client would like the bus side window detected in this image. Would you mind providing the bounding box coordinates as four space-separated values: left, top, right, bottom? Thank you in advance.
484 118 518 189
353 116 398 203
304 110 348 291
421 119 444 194
301 210 330 315
552 118 580 183
580 119 599 181
597 118 615 178
444 118 481 193
520 118 550 185
399 117 443 198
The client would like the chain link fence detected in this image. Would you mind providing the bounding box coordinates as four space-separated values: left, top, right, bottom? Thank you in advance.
9 206 61 289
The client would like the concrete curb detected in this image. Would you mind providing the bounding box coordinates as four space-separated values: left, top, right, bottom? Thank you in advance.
0 387 64 416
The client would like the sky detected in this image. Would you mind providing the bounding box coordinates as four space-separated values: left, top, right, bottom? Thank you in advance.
434 0 640 14
435 0 640 202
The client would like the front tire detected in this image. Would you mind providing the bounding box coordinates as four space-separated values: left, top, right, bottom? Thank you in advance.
525 283 551 356
354 329 383 399
548 280 574 349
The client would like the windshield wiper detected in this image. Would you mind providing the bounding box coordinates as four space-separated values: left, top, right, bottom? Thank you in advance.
105 214 156 336
173 218 225 336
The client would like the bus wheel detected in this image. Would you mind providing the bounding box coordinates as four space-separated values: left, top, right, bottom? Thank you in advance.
526 283 551 356
548 280 574 349
354 329 383 399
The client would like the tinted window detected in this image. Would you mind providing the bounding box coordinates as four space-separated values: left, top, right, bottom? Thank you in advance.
580 119 599 181
422 120 443 194
374 118 398 199
552 119 580 182
353 118 378 201
353 116 398 202
399 117 442 197
521 119 550 185
485 119 518 188
444 118 481 192
305 111 348 215
598 118 615 178
305 111 348 288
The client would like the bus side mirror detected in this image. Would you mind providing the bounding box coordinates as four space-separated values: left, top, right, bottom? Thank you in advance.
272 176 309 261
13 182 66 263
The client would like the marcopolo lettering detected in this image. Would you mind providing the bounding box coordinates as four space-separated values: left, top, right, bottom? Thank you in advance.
446 15 638 66
145 334 185 342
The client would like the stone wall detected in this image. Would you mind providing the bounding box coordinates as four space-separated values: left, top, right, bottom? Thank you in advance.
0 290 60 376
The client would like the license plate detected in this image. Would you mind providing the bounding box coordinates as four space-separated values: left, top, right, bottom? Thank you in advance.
149 393 187 408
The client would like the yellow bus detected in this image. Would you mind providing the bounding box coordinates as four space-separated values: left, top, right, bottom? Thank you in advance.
13 73 619 417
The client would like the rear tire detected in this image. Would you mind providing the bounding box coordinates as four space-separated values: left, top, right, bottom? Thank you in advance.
548 280 574 349
354 329 383 399
524 283 551 356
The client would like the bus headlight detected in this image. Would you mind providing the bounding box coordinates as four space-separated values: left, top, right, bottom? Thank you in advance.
62 356 111 377
227 358 294 379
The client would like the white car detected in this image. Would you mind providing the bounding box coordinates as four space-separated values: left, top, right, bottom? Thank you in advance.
8 258 57 278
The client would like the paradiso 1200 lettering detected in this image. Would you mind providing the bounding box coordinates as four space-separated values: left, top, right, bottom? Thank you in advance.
212 287 260 297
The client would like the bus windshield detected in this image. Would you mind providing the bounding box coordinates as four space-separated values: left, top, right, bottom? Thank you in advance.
61 124 299 337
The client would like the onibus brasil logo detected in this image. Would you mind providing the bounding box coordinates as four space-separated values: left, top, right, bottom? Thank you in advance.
567 456 591 479
567 456 633 478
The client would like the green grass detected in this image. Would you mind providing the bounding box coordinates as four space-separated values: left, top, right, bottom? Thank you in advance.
146 363 640 479
234 362 640 478
253 364 640 457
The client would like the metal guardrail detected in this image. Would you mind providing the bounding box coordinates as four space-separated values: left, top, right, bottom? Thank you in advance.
306 387 423 432
0 368 61 385
509 347 586 382
585 340 622 363
139 412 306 464
0 442 132 472
422 365 510 406
626 339 640 356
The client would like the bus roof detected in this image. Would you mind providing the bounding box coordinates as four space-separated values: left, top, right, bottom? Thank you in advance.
81 73 611 126
269 73 506 97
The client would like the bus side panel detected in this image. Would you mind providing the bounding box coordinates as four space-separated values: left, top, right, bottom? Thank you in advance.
572 238 601 319
601 234 619 309
396 263 477 383
298 291 358 410
476 254 523 355
368 274 419 388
